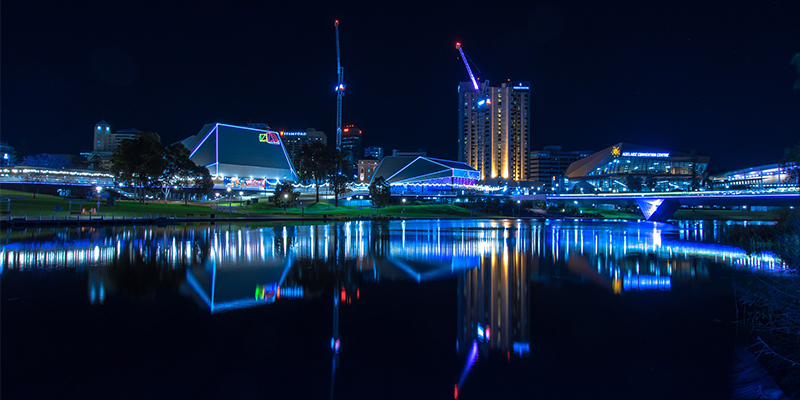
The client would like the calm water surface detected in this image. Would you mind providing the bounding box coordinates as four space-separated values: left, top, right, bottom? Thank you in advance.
0 219 788 399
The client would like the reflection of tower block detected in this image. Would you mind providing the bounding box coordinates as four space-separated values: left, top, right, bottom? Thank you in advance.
457 251 530 358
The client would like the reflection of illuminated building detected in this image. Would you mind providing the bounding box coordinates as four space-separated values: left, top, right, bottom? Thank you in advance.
1 220 790 315
457 238 530 359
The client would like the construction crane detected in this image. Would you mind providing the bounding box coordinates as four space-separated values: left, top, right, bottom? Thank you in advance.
455 42 479 91
335 20 345 151
455 42 489 107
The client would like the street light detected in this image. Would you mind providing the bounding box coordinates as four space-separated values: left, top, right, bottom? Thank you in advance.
402 198 406 218
227 187 232 217
96 186 102 215
517 199 521 217
283 193 288 215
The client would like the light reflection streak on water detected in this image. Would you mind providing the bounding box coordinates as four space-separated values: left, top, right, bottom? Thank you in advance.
0 221 789 276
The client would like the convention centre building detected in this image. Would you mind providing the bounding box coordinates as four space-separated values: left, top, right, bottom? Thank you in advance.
564 142 710 193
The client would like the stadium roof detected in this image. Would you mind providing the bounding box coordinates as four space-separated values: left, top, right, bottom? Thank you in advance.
370 156 479 184
180 123 298 181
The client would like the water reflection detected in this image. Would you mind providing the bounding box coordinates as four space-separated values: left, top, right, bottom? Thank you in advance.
1 220 788 311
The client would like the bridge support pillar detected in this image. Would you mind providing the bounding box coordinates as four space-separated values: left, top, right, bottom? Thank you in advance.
636 198 681 222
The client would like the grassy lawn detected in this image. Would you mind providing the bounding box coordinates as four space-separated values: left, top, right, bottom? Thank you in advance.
247 201 483 218
0 189 216 217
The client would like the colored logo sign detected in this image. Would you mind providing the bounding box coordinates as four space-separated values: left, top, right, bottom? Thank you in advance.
258 132 281 144
611 146 621 158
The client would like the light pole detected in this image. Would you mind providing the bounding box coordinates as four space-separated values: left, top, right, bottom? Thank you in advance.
96 186 102 215
283 193 288 215
402 198 406 218
517 199 521 217
227 187 232 217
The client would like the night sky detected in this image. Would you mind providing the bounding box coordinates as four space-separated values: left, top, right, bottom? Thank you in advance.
3 0 799 172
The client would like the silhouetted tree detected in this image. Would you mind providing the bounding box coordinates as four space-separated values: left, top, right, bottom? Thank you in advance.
780 141 800 191
21 153 72 169
689 149 701 191
110 132 166 203
368 176 391 208
299 142 333 203
326 148 351 207
273 181 299 208
624 174 643 192
645 174 658 191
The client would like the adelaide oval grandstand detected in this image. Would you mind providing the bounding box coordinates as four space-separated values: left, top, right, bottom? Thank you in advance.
179 123 298 190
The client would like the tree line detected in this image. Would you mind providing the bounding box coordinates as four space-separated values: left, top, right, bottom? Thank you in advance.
110 132 213 204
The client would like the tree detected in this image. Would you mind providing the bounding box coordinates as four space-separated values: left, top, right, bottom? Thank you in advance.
88 154 104 171
158 143 191 202
110 132 166 203
21 153 72 169
187 164 214 203
780 141 800 190
624 174 643 192
298 142 334 203
368 176 391 208
645 174 658 192
689 149 701 191
326 148 351 207
273 181 299 208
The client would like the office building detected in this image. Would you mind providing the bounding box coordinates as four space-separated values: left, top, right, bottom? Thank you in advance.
341 125 362 175
1 141 17 166
364 146 384 160
357 157 380 183
392 149 426 157
92 120 141 154
529 146 594 190
458 81 530 182
279 128 327 170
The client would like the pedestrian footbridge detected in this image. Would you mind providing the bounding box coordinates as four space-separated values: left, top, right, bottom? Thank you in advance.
542 189 799 222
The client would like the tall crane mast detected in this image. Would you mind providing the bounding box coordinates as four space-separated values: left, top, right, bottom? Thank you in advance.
335 20 345 151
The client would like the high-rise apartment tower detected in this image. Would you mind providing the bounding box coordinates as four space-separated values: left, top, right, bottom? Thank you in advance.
458 81 530 181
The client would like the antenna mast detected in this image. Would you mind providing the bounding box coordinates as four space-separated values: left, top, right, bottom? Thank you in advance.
335 20 345 151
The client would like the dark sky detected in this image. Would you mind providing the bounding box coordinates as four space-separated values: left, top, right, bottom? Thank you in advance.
2 0 799 172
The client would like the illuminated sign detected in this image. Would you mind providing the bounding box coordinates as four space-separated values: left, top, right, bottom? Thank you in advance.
623 275 671 291
611 146 621 158
258 131 281 144
621 152 670 158
280 131 307 136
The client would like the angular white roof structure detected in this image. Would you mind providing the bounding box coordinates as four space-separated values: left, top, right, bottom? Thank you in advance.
180 123 298 181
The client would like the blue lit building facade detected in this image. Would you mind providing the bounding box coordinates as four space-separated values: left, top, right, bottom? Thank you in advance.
179 123 298 190
370 156 480 195
564 143 710 193
708 163 796 190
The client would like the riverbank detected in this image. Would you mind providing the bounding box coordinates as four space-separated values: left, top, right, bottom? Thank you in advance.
1 188 791 228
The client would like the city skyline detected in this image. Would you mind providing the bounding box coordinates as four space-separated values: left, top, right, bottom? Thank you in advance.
2 0 799 172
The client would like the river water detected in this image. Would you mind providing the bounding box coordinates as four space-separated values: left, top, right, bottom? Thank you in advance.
0 219 788 399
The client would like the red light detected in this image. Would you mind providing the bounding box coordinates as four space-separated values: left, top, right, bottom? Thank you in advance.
276 286 281 299
340 288 346 302
485 327 491 341
454 385 458 399
455 42 461 48
356 288 359 299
